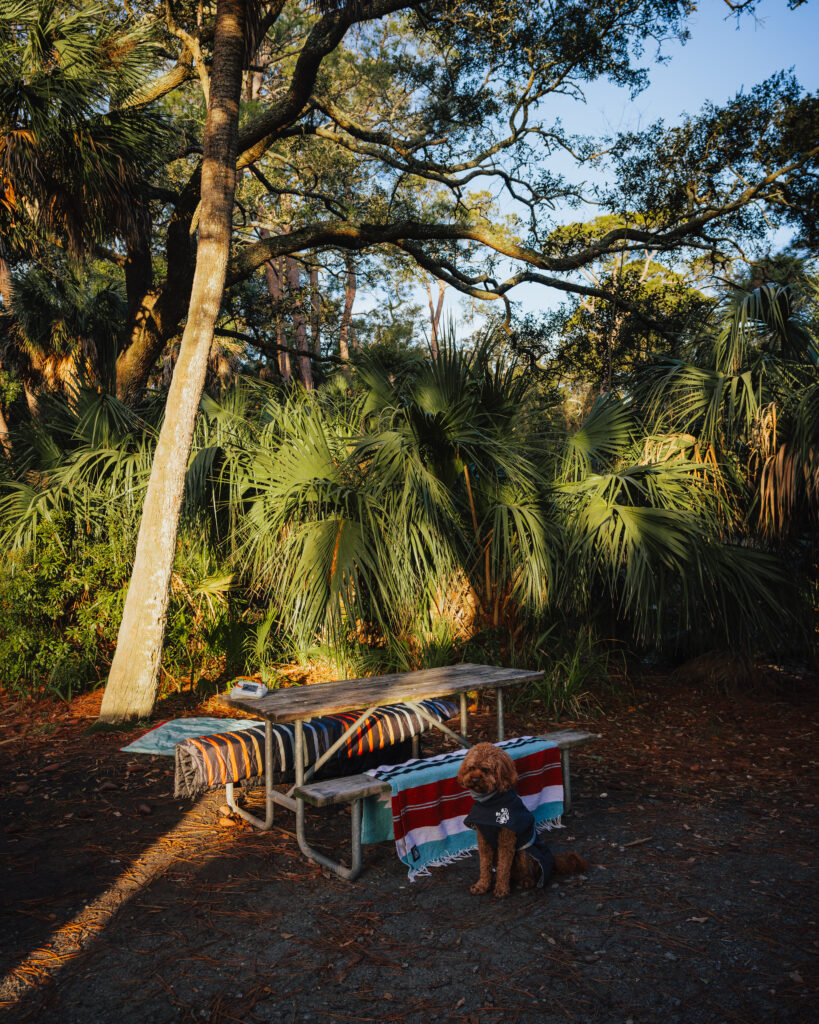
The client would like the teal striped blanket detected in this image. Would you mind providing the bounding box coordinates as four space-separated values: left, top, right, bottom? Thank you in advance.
361 737 563 880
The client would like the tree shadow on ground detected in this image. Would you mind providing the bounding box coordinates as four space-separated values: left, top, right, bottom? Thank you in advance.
2 677 817 1023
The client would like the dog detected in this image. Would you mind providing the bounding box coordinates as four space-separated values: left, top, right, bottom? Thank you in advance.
457 742 589 898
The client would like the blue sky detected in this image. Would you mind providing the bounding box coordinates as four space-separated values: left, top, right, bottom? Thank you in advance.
563 0 817 137
446 0 819 326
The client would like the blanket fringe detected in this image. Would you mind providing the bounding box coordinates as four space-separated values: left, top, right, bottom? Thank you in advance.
408 847 474 882
535 815 563 833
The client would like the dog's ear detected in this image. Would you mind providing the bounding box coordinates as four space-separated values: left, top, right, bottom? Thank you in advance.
457 745 477 786
495 747 518 792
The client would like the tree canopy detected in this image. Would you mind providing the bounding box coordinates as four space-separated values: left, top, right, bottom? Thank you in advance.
1 0 816 399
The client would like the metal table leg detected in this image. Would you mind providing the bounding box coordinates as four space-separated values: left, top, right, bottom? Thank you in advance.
495 687 505 740
225 719 276 829
460 692 468 740
408 702 470 747
561 748 572 812
293 719 364 880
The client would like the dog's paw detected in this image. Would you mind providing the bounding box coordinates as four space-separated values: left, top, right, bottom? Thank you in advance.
492 886 511 899
470 880 491 895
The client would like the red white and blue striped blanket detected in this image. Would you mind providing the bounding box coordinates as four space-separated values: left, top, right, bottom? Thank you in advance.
361 736 563 879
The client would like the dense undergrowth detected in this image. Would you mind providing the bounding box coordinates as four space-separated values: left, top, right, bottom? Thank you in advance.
0 289 817 710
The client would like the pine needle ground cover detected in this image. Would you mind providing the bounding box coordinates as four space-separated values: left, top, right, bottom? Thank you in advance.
1 672 815 1023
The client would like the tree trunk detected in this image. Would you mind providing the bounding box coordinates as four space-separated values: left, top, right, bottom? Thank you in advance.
0 354 10 458
0 247 12 310
261 228 290 382
99 0 246 723
286 257 313 389
276 257 290 382
0 253 12 450
0 404 10 459
426 276 446 360
310 266 321 356
338 257 356 363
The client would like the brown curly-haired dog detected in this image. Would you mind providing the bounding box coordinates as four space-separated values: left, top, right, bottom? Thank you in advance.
457 742 589 898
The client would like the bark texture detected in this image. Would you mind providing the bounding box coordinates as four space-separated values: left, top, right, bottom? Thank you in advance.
286 256 313 389
310 266 321 356
99 0 246 722
260 227 290 382
426 276 446 360
0 252 12 310
338 257 356 363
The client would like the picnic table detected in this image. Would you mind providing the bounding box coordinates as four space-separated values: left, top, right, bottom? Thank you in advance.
218 663 546 878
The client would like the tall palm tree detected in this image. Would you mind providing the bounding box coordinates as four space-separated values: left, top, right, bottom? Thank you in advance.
0 0 167 257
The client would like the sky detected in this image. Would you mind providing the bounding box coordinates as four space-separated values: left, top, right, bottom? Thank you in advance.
561 0 817 138
399 0 819 331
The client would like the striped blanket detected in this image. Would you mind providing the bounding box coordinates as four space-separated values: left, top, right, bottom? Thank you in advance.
121 718 257 756
171 698 458 798
361 737 563 880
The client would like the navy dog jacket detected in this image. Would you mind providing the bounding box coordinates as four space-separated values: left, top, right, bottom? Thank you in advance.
464 788 556 887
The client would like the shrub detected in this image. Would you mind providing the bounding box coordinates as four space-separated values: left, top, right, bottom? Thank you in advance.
0 519 128 700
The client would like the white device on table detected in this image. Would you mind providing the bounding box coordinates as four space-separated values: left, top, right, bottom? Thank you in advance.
230 680 268 699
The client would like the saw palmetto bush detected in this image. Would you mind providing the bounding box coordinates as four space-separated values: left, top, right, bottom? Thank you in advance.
638 282 819 539
635 281 819 652
191 336 797 672
0 326 806 700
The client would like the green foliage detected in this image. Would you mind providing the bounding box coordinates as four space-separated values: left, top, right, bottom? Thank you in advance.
0 517 128 700
0 384 246 699
0 368 22 407
0 0 169 255
637 280 819 539
3 260 127 392
0 300 813 708
511 627 618 719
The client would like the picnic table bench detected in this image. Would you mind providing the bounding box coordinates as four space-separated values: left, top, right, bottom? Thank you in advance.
219 664 597 880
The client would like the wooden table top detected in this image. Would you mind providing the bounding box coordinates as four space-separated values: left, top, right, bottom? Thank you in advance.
218 663 543 723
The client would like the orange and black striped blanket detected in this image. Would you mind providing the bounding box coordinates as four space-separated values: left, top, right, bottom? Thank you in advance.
173 698 458 798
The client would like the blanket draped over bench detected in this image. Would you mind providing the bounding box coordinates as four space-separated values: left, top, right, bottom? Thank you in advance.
361 736 563 880
172 698 458 798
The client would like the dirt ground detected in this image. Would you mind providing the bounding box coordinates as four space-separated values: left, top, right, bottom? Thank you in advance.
1 671 817 1024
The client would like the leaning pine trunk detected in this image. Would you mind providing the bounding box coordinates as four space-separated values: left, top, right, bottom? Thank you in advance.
99 0 246 723
426 276 445 360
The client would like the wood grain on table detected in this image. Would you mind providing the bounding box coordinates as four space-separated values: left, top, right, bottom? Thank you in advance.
218 663 544 722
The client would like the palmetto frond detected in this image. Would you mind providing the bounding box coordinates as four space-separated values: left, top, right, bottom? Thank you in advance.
0 385 155 549
717 284 818 373
560 393 633 481
558 454 791 647
0 0 169 253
